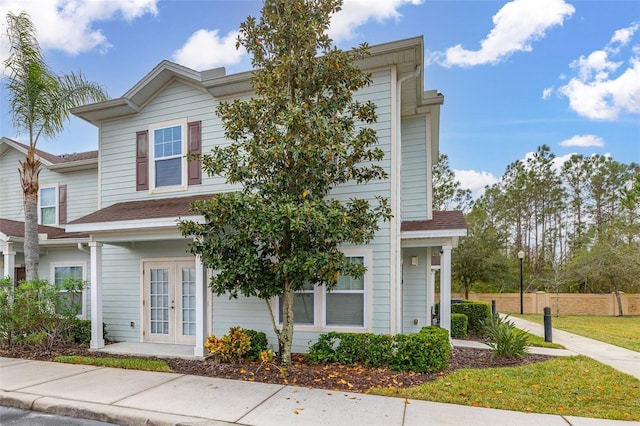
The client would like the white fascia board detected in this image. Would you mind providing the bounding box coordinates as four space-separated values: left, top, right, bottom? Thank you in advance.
401 228 467 240
66 215 204 233
39 238 90 247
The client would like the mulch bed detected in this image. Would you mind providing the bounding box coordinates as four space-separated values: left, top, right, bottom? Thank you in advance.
0 342 554 394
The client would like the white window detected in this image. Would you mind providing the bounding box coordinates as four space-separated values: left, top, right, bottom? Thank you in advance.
40 186 57 225
277 253 368 329
150 121 187 190
325 256 365 327
53 264 85 318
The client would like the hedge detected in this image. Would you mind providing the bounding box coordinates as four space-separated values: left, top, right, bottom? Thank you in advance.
451 313 468 338
435 300 491 335
307 327 450 373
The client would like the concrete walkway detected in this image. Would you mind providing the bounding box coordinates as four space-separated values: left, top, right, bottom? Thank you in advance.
507 316 640 379
1 323 639 425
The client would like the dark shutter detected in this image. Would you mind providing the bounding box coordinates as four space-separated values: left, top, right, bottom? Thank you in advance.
136 130 149 190
187 121 202 185
58 184 67 225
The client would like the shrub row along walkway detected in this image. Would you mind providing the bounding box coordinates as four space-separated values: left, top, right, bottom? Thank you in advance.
2 324 638 426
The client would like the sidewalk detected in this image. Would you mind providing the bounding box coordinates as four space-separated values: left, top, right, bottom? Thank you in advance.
1 323 639 426
507 316 640 379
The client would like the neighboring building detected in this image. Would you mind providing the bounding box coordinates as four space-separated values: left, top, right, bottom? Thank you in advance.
0 137 98 318
2 36 466 356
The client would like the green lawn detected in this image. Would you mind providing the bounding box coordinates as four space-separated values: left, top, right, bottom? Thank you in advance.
513 314 640 352
371 356 640 421
54 356 172 372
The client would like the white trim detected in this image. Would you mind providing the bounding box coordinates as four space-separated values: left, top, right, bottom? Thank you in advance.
39 184 58 226
149 118 188 192
51 261 87 318
274 248 372 332
66 215 203 233
389 65 398 334
402 229 467 239
89 241 104 349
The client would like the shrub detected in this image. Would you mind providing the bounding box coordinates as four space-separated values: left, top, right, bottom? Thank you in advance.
453 301 491 335
205 326 251 361
70 320 109 344
0 277 86 350
244 329 269 360
483 315 529 358
392 327 450 372
451 313 468 338
307 329 450 373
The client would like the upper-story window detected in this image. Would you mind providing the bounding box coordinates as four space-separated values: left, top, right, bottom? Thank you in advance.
40 186 57 225
153 125 184 188
136 120 201 192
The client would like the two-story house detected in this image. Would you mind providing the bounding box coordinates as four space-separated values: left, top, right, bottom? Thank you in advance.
1 137 98 317
63 36 466 357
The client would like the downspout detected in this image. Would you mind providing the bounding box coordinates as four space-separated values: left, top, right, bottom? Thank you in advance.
395 65 421 335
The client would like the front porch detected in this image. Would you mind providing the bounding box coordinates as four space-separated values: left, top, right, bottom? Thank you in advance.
95 342 203 359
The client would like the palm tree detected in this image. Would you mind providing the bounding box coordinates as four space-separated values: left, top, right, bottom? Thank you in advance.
4 11 108 280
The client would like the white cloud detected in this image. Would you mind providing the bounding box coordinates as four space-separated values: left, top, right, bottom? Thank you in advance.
559 134 605 148
557 23 640 120
454 169 499 199
170 0 423 70
0 0 158 59
542 87 553 100
434 0 574 67
328 0 423 42
172 29 244 71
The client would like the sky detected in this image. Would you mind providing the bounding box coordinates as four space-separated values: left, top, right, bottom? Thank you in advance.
1 0 639 198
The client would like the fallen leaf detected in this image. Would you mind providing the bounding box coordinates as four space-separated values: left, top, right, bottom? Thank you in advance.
495 390 503 395
294 410 299 415
404 399 410 405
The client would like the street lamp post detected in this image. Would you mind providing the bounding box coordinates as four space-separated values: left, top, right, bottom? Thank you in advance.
518 250 525 314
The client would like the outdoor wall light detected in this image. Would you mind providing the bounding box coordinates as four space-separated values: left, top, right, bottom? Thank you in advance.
411 256 418 266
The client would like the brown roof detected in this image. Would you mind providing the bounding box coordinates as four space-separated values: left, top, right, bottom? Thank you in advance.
69 194 211 225
0 218 87 239
11 140 97 164
401 211 467 232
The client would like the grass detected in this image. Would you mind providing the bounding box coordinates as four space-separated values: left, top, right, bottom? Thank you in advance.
513 314 640 352
371 356 640 421
54 355 172 372
522 331 564 349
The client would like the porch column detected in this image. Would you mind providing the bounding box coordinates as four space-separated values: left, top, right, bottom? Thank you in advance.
439 245 452 337
3 243 16 284
89 242 104 349
426 248 435 325
194 254 206 357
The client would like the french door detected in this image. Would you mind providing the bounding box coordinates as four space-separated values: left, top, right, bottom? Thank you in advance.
143 260 196 344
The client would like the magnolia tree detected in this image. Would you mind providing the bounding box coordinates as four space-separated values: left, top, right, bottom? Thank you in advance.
179 0 391 368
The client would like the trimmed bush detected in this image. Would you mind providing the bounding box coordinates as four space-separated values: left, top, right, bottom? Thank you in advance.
453 301 490 335
70 320 109 344
434 300 491 335
450 313 468 338
244 329 269 360
307 328 450 373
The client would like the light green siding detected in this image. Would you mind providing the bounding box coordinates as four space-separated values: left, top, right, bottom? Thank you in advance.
0 145 97 224
99 80 235 208
401 116 428 221
402 248 429 333
100 239 193 342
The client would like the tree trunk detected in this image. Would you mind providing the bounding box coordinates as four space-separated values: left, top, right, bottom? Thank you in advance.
614 289 623 317
278 280 295 372
20 152 41 281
